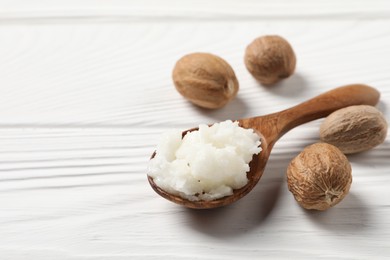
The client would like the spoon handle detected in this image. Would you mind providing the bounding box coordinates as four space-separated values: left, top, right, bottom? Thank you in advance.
275 84 380 141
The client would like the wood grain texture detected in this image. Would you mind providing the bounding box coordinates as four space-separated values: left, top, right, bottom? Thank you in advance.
0 1 390 259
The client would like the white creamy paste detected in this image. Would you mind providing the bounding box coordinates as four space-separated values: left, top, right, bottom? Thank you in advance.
148 120 261 201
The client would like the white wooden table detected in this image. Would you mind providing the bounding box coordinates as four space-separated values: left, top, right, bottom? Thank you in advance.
0 1 389 259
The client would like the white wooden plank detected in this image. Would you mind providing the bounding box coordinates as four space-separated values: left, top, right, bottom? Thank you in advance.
1 0 390 20
0 21 389 127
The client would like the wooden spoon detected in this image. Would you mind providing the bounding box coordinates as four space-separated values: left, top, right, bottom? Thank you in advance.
148 84 380 209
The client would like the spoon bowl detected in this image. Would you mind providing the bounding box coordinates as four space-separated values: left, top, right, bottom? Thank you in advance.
148 84 380 209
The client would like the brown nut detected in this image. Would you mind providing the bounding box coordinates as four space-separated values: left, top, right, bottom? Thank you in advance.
320 105 388 154
172 53 239 109
244 35 296 85
287 143 352 211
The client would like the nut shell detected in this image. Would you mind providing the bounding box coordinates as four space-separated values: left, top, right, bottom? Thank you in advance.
172 53 239 109
244 35 296 85
287 143 352 211
320 105 388 154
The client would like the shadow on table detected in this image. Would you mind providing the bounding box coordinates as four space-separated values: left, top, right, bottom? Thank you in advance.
192 95 249 122
305 192 371 233
184 155 288 238
191 72 309 123
260 72 309 97
376 99 387 114
347 140 390 167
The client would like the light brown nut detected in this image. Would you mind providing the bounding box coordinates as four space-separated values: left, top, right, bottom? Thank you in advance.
320 105 388 154
172 53 239 109
287 143 352 211
244 35 296 85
